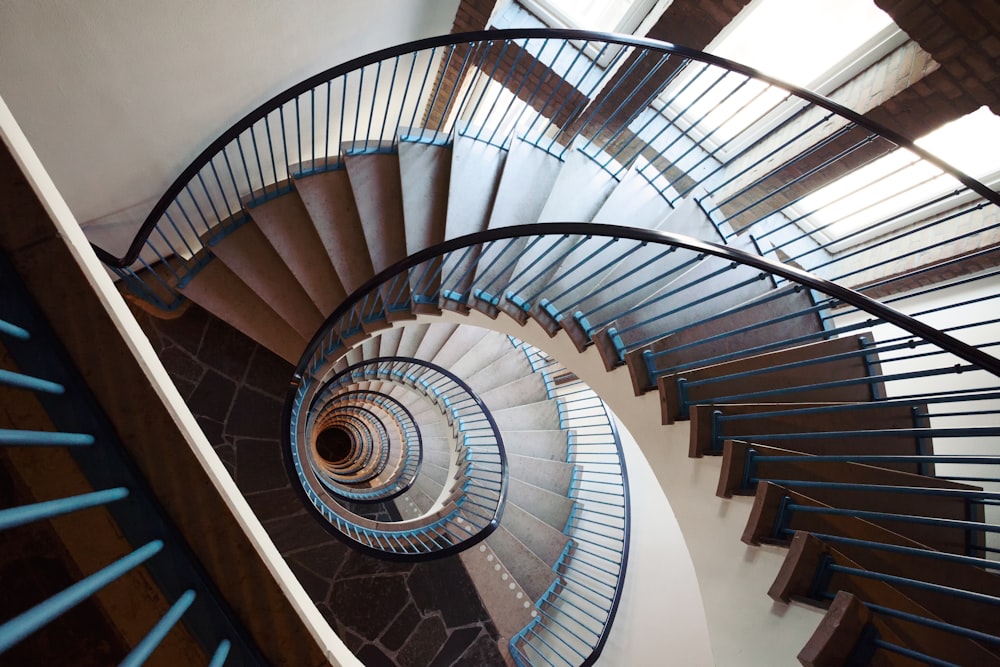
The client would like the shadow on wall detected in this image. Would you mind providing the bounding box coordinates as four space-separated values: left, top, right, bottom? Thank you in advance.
131 302 506 667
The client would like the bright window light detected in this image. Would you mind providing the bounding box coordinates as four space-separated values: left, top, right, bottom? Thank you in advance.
798 106 1000 239
543 0 639 29
661 0 893 144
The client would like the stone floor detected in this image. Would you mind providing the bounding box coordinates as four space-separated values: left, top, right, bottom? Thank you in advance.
132 302 504 666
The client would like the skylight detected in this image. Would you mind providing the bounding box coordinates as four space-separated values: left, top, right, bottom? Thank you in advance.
523 0 655 32
660 0 895 145
797 106 1000 241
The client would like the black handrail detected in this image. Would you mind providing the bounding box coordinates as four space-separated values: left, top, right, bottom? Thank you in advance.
294 222 1000 384
91 28 1000 269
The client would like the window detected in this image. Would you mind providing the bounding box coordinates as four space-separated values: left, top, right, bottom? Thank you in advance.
655 0 901 151
797 106 1000 247
520 0 661 34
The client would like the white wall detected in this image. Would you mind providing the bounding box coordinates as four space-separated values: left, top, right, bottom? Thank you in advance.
0 1 460 235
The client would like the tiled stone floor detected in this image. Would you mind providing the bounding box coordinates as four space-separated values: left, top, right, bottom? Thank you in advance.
132 303 503 666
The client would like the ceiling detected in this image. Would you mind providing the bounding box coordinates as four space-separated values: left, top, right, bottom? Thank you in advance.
0 0 460 252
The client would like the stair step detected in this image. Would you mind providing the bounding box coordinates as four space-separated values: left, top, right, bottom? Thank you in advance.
447 331 515 379
507 453 576 498
210 221 325 340
593 234 774 370
774 531 1000 640
658 334 882 424
778 535 1000 664
375 327 404 358
500 430 569 463
507 478 575 534
745 481 984 557
624 285 823 395
591 164 674 228
177 259 305 362
430 325 490 369
344 149 408 275
398 136 450 256
691 402 931 461
408 322 452 360
537 148 617 224
293 169 374 295
491 400 560 431
501 502 571 568
489 137 563 230
559 196 714 351
485 526 558 601
478 373 550 411
458 542 537 644
440 131 506 311
247 186 346 315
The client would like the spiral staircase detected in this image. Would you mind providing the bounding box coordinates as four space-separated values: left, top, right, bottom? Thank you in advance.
3 27 1000 667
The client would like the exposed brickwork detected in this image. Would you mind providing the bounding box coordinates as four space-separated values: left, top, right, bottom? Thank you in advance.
875 0 1000 115
422 0 497 129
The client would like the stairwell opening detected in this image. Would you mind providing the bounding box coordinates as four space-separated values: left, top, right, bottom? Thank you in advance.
314 426 355 465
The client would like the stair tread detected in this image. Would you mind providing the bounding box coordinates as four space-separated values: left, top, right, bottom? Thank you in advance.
537 149 617 223
398 137 450 256
485 525 559 601
210 222 325 340
345 150 408 275
507 453 576 497
178 259 306 362
507 478 575 533
293 169 374 295
248 187 346 315
488 136 563 230
478 374 549 410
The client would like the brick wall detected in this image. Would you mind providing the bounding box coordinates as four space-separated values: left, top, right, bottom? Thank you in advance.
875 0 1000 115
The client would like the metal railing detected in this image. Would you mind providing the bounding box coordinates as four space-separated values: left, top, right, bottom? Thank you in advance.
286 356 507 559
87 30 997 324
507 339 629 667
0 253 257 663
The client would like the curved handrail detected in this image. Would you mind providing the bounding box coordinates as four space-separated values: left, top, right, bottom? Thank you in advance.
295 222 1000 383
284 355 508 560
91 28 999 270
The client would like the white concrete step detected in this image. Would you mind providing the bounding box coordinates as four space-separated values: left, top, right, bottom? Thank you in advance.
537 148 618 224
447 329 515 379
485 526 558 602
459 542 536 648
464 346 534 394
592 163 675 228
430 324 490 369
178 259 306 362
247 187 346 316
488 137 563 230
565 196 715 342
344 149 407 275
375 327 403 358
507 453 576 498
398 137 450 255
440 129 507 308
491 400 561 431
501 430 570 463
408 322 452 360
210 221 324 340
507 478 575 534
501 501 570 569
293 169 374 295
478 373 550 411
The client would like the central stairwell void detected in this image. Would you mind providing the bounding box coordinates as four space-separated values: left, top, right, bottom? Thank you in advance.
82 30 1000 666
